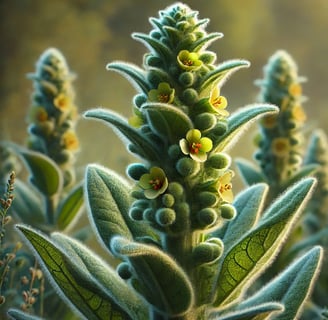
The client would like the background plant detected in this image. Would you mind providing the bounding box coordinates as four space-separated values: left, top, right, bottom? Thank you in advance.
5 3 325 320
0 48 85 319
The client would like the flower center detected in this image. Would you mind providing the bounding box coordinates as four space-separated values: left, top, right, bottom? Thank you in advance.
158 93 169 103
149 178 162 190
190 142 202 154
220 183 232 194
183 59 193 66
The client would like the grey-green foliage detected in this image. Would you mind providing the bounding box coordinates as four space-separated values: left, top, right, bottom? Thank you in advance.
14 3 323 320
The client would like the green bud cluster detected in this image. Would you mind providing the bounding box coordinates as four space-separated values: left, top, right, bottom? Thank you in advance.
255 50 307 190
27 48 79 187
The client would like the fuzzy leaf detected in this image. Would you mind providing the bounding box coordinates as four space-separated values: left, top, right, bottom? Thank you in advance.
213 178 316 306
10 144 62 196
189 32 223 51
221 183 268 250
111 236 194 316
235 158 266 186
16 225 130 320
7 309 44 320
142 102 193 143
11 178 45 225
198 59 250 95
239 246 323 320
133 33 173 61
214 104 279 152
208 302 284 320
106 61 150 94
84 108 160 161
85 164 156 253
51 232 149 320
282 163 319 189
55 182 84 230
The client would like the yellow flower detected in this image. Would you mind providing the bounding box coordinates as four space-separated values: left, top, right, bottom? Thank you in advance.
28 106 48 124
148 82 175 104
62 131 79 150
177 50 203 71
288 83 302 96
271 137 290 157
291 105 306 122
209 87 229 117
217 171 234 203
54 93 71 112
139 167 168 199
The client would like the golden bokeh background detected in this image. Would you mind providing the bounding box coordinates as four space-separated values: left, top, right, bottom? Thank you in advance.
1 0 328 189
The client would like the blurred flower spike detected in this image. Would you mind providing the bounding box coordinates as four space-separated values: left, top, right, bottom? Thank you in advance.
180 129 213 162
148 82 175 104
177 50 203 71
209 87 229 117
139 167 168 199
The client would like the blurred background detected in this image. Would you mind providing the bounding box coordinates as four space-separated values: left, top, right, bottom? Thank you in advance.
1 0 328 190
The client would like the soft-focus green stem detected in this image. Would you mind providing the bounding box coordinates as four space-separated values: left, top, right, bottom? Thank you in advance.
45 195 58 225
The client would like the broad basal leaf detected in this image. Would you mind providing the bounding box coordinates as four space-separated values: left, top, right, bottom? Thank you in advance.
52 232 149 320
85 164 157 254
220 183 268 250
84 108 160 161
11 178 45 226
213 177 316 306
213 104 278 152
16 225 132 320
55 181 84 231
111 236 194 316
238 246 323 320
142 102 193 143
7 308 44 320
9 144 62 196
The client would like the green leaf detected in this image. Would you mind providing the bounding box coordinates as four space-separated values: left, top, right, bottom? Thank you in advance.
235 158 266 186
208 302 284 320
189 32 223 52
221 183 268 251
85 164 157 253
7 308 44 320
213 177 316 306
51 232 149 320
11 178 45 226
198 59 250 95
9 144 62 196
84 108 160 161
238 246 323 320
111 236 194 316
142 102 193 143
132 33 173 62
16 225 131 320
282 163 319 189
213 104 278 152
106 61 150 94
55 182 84 230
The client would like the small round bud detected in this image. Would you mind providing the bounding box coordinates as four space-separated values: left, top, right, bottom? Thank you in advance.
179 72 194 87
143 208 155 222
133 94 147 108
168 144 182 160
194 113 217 131
126 163 148 180
162 194 175 208
182 88 199 105
117 262 132 280
197 192 218 208
129 207 143 221
155 208 176 227
220 204 237 220
168 182 184 199
176 157 200 177
207 153 231 170
197 208 218 228
212 121 228 136
192 240 223 264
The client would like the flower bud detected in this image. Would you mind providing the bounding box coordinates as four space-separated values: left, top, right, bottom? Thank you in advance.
176 157 200 177
126 163 148 180
207 153 231 170
197 208 218 228
220 203 237 220
155 208 176 226
194 113 217 131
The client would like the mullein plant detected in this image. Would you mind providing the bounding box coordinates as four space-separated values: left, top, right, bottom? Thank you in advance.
236 51 328 318
8 3 324 320
0 49 84 319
